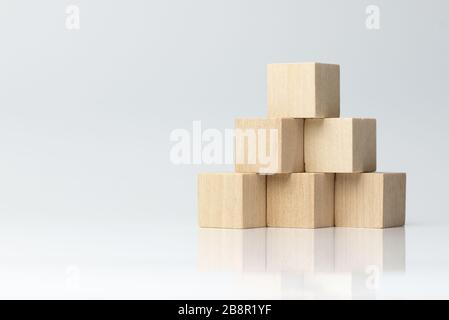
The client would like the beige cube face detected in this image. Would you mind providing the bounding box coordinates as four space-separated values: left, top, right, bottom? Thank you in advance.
235 118 304 173
304 118 376 173
198 173 266 229
335 173 406 228
267 173 334 228
267 62 340 118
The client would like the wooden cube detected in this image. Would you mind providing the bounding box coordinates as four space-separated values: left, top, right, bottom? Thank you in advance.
267 173 334 228
335 173 406 228
235 118 304 173
304 118 376 173
267 62 340 118
198 173 266 228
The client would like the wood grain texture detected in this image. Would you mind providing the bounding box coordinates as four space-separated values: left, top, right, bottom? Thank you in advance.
198 173 266 229
235 118 304 173
267 173 334 228
267 62 340 118
304 118 376 173
335 173 406 228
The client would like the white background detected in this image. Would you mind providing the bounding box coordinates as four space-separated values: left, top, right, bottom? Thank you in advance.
0 0 448 299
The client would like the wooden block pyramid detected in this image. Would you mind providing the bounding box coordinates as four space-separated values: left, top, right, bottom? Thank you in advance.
198 62 406 229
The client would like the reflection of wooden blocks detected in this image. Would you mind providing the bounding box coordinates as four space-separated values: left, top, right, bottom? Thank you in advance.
268 62 340 118
267 228 334 272
335 173 406 228
235 118 304 173
267 173 334 228
304 118 376 173
335 228 406 272
198 173 266 228
198 229 266 272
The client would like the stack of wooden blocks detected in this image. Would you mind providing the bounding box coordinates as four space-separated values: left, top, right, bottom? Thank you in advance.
198 62 406 229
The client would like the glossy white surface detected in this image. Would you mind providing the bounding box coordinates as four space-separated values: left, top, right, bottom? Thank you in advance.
0 0 448 301
1 219 448 299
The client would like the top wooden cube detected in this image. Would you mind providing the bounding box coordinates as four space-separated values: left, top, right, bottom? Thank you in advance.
267 62 340 118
